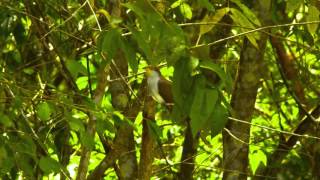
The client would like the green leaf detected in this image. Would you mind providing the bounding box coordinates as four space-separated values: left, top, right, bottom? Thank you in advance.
67 115 85 132
66 59 87 79
286 0 303 13
99 29 122 61
0 113 13 127
129 27 153 62
199 60 228 88
122 2 144 18
250 149 267 174
200 8 230 36
37 102 53 121
209 103 228 137
96 118 114 134
190 80 219 136
172 58 195 122
120 39 138 73
80 131 95 149
180 3 193 19
197 0 215 11
307 6 320 36
171 0 182 9
230 8 259 48
39 156 61 174
147 120 163 142
23 68 34 75
230 0 261 26
76 76 88 90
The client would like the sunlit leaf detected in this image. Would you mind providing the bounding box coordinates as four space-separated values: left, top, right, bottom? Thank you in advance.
37 102 53 121
250 149 267 174
180 3 193 19
307 5 320 36
171 0 182 9
286 0 303 13
76 76 88 90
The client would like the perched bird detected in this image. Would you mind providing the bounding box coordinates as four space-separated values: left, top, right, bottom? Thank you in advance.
145 67 173 105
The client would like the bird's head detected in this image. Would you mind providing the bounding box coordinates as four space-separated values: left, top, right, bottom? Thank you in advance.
145 67 160 78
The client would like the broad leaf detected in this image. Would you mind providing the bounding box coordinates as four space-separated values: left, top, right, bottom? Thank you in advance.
172 58 195 122
230 8 259 48
250 149 267 174
180 3 193 19
99 29 122 61
121 39 138 73
0 113 13 127
39 157 61 174
209 103 228 137
171 0 182 9
197 0 215 11
286 0 303 13
231 0 261 26
37 102 53 121
200 8 230 36
66 59 87 79
307 5 320 36
80 131 95 150
199 60 232 91
190 78 219 136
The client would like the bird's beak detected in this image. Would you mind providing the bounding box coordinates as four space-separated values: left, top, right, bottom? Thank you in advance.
145 67 153 77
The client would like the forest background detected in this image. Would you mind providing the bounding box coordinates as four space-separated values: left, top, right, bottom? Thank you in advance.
0 0 320 179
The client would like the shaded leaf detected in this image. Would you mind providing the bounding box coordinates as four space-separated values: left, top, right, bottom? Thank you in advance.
99 29 122 61
39 156 61 174
209 103 228 137
80 131 95 150
121 39 138 73
231 0 261 26
197 0 215 11
66 59 87 79
230 8 259 48
200 8 229 36
0 113 13 127
67 115 85 132
190 79 219 136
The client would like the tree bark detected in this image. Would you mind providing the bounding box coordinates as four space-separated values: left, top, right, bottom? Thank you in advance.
222 1 270 179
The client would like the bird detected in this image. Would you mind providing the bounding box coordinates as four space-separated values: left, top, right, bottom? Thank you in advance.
145 67 173 106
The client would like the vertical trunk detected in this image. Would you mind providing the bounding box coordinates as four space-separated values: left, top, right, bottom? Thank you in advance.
108 0 138 179
178 120 199 180
138 96 156 180
222 38 266 180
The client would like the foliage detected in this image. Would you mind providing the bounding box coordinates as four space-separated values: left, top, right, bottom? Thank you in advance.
0 0 319 179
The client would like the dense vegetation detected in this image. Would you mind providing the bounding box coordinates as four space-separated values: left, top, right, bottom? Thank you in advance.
0 0 319 179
